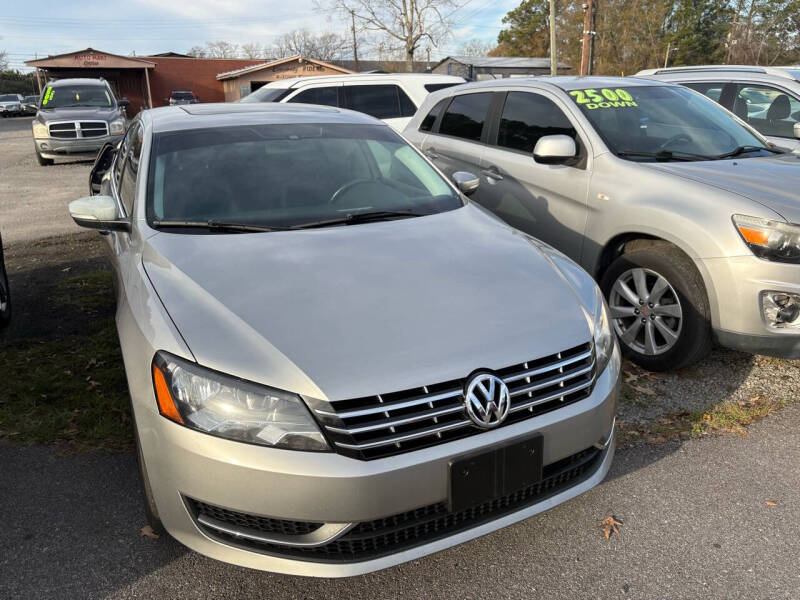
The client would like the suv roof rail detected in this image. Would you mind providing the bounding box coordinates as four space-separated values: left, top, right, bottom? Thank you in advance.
640 65 797 80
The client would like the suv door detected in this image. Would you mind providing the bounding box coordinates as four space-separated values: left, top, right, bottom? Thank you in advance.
478 90 590 262
419 91 495 183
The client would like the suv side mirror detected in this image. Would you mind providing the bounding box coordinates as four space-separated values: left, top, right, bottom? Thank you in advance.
451 171 480 196
794 122 800 140
533 135 577 165
118 98 130 108
69 196 130 232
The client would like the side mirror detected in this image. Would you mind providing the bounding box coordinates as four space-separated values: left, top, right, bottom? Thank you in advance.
451 171 480 196
794 122 800 140
533 135 577 165
69 196 130 232
118 98 130 108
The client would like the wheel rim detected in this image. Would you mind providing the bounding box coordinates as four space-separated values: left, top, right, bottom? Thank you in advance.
608 267 683 356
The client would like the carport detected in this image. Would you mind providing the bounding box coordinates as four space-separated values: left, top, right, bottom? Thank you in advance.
25 48 155 115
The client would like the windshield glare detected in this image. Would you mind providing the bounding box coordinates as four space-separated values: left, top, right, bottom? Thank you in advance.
41 85 112 109
569 85 769 160
147 123 462 229
239 87 291 103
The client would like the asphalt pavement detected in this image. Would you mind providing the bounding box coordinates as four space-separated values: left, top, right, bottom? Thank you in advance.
2 403 799 600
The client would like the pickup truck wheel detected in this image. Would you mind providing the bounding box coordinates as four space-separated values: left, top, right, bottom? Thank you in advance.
134 421 165 537
600 243 712 371
36 151 54 166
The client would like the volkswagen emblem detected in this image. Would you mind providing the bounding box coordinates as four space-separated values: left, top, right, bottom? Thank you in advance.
464 373 510 429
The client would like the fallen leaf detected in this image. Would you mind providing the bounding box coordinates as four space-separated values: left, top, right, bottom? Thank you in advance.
600 515 623 539
703 413 712 421
630 385 657 396
765 500 778 507
140 525 160 540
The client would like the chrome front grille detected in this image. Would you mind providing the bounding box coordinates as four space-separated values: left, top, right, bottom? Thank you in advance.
48 121 108 139
309 342 596 460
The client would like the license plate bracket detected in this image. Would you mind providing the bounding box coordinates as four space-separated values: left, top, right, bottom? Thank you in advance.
447 433 543 513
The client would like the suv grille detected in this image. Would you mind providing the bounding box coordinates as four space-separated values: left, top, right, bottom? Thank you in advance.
309 342 595 460
80 121 108 137
187 446 602 563
49 122 77 138
48 121 108 138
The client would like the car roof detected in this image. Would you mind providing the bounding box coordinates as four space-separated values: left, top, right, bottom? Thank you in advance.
266 73 465 89
636 65 800 81
145 102 386 133
435 75 673 93
47 78 110 87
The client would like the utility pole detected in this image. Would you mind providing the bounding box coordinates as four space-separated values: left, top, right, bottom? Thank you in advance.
664 42 677 68
34 53 42 94
350 9 359 71
549 0 557 75
580 0 596 76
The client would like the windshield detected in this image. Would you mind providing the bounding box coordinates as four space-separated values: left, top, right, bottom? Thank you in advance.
239 87 291 103
146 123 462 230
0 95 19 102
172 92 194 100
41 85 112 109
24 96 39 103
568 85 771 161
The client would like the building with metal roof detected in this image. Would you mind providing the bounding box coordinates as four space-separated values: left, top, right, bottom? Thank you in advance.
432 56 571 80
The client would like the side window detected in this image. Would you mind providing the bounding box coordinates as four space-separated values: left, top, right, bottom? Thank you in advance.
735 83 800 138
683 82 724 104
113 128 133 184
118 124 143 216
497 92 577 153
398 87 417 117
424 83 460 93
343 85 404 119
287 86 339 107
419 98 448 132
438 92 493 142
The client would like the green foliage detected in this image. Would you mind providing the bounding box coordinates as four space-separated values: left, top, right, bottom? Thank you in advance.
0 69 38 95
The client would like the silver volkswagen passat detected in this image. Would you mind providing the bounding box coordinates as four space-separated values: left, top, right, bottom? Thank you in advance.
68 103 619 577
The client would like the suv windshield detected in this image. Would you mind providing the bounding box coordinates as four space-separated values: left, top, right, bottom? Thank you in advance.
569 85 772 161
0 95 19 101
147 123 462 229
41 84 112 109
239 87 291 103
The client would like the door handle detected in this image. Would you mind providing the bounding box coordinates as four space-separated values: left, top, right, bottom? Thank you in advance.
425 148 440 159
481 167 504 181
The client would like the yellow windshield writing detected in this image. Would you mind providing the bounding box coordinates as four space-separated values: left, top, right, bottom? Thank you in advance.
569 88 638 110
42 87 55 105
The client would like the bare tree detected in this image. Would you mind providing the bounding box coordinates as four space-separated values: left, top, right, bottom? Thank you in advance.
186 45 208 58
273 29 349 61
204 40 242 58
320 0 458 72
0 50 8 71
456 38 494 57
241 42 268 60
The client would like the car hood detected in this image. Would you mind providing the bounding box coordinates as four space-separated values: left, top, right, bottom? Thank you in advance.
36 106 119 123
142 205 594 401
646 153 800 222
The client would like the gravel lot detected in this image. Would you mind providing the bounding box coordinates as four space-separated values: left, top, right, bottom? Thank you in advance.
1 114 799 598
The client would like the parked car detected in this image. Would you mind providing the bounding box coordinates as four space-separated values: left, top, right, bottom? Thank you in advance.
166 90 199 105
404 76 800 371
239 73 465 131
31 78 129 166
0 231 10 329
636 65 800 152
0 93 24 117
67 102 619 576
22 95 40 116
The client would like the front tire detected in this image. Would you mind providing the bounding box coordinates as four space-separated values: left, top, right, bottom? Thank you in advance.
600 241 712 371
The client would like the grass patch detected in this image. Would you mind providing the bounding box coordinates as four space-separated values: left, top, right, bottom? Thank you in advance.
0 271 132 451
618 393 792 447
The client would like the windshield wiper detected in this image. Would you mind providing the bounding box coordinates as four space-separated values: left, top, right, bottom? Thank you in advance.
616 150 713 162
714 145 783 159
151 220 288 232
289 210 424 230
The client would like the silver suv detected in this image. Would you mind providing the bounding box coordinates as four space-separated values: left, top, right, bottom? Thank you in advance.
637 66 800 152
31 78 129 166
64 103 619 576
404 77 800 371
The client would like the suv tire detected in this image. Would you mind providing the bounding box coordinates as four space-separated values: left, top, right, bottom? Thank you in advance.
600 241 712 371
36 150 54 166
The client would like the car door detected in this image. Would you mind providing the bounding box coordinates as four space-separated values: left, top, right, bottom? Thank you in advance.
477 90 590 262
340 83 417 131
418 91 495 182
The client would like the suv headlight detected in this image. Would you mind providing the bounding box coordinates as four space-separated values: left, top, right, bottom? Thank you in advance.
590 285 616 373
32 122 49 139
733 214 800 263
151 351 330 451
109 119 125 135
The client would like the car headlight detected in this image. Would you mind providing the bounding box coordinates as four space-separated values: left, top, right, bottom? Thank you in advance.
151 351 330 451
733 214 800 263
32 122 49 139
109 119 125 135
590 285 616 373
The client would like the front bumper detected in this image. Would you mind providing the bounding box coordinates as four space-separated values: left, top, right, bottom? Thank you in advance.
34 133 123 159
136 345 620 577
701 255 800 359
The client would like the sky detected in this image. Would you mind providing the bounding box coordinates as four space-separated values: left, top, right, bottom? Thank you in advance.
1 0 519 71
